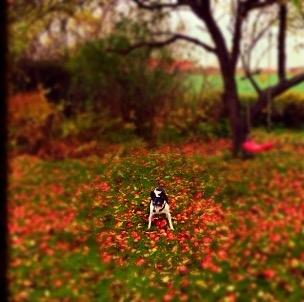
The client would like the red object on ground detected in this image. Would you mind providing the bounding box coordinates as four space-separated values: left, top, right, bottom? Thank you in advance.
242 140 274 153
261 142 275 151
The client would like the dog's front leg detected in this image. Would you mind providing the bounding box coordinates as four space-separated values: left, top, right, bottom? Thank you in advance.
166 210 174 230
148 202 154 230
148 212 153 229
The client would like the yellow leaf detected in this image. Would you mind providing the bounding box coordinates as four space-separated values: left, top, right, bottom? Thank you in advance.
161 276 170 283
195 280 206 288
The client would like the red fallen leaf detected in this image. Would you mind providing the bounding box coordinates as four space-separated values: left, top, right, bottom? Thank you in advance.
100 252 112 263
177 265 188 275
57 241 70 251
180 294 189 302
263 269 276 279
135 258 145 266
202 237 212 245
131 230 141 242
194 191 203 199
131 230 138 236
166 231 175 240
96 182 110 192
163 292 174 302
39 242 48 251
192 242 199 248
200 255 220 272
269 233 281 243
159 229 167 237
148 232 157 240
217 250 228 260
126 222 133 228
180 278 190 288
45 248 55 256
104 236 114 247
115 257 125 266
292 180 302 189
11 236 23 245
50 184 64 195
10 258 22 268
155 219 167 228
193 227 201 234
166 281 174 289
225 293 237 302
54 279 63 288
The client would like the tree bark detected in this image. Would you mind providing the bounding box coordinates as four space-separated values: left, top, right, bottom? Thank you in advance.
222 79 248 157
278 4 287 81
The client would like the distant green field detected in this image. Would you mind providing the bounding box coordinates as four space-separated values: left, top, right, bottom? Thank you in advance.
188 74 304 94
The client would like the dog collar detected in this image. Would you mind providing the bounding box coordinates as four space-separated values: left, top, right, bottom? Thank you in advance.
152 200 166 212
160 201 166 211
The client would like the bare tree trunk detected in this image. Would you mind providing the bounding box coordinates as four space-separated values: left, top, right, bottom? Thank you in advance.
234 116 249 157
223 86 248 157
278 4 287 81
220 59 249 157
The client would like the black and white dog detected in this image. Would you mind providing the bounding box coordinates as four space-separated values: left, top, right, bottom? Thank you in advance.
148 187 174 230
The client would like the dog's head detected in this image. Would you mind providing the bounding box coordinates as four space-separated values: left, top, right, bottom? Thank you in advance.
150 187 168 212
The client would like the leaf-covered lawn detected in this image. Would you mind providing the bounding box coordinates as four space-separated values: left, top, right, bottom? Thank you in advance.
8 132 304 301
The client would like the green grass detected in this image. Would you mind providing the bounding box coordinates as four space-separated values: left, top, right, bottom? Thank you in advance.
8 130 304 301
188 73 304 94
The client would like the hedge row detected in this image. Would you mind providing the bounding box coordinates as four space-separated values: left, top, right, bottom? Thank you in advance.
175 91 304 132
241 92 304 128
8 89 304 155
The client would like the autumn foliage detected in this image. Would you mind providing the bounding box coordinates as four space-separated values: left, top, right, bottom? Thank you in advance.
8 90 57 153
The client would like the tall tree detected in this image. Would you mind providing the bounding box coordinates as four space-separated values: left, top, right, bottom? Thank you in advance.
8 0 119 59
130 0 304 157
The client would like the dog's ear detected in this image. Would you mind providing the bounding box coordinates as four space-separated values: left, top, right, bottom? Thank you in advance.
162 191 168 202
150 191 155 199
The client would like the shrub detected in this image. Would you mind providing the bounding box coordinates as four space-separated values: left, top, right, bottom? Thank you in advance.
8 89 60 153
166 90 226 138
66 31 184 145
12 58 70 102
240 92 304 128
274 92 304 128
162 89 304 142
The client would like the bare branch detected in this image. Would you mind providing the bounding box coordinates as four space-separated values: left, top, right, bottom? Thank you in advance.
268 73 304 98
131 0 186 10
244 0 278 11
253 40 275 70
116 38 178 54
153 32 216 52
189 0 231 73
240 54 262 95
249 18 276 53
231 1 247 69
251 72 304 118
116 32 216 54
240 11 275 84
